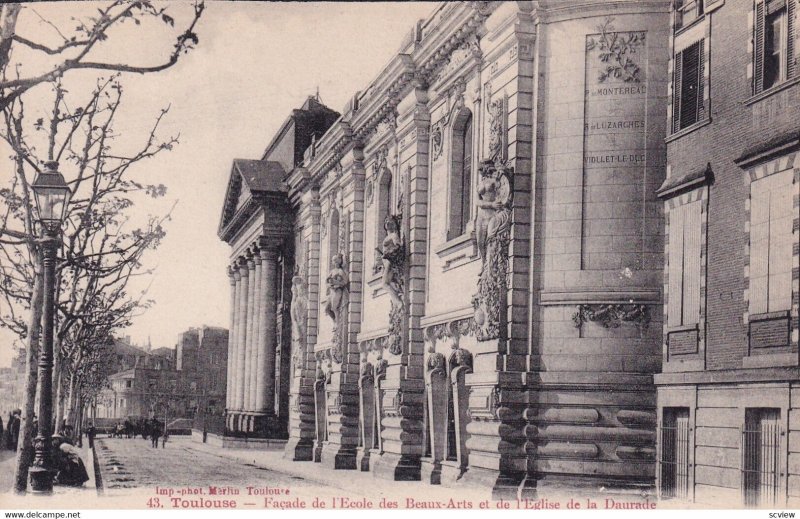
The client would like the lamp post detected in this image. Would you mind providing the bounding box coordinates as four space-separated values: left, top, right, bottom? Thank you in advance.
29 160 71 494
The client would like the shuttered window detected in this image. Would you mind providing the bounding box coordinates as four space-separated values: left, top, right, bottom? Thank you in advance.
673 41 705 132
749 169 794 315
755 0 798 93
668 201 702 327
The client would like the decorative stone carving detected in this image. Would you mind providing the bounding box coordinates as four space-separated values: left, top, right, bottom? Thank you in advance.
290 270 308 370
452 347 473 369
365 180 374 206
431 123 444 161
377 214 405 355
486 95 505 162
435 35 482 84
427 352 447 372
373 145 388 177
585 18 645 84
472 160 512 341
572 304 651 330
324 253 349 363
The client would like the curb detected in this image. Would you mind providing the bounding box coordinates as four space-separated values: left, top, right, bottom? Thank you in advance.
90 445 104 494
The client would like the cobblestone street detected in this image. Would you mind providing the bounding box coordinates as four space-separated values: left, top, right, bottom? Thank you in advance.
94 437 348 501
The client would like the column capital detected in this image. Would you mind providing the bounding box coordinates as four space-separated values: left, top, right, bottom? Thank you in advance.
228 266 238 283
238 256 250 275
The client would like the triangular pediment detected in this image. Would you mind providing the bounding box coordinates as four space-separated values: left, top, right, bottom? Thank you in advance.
217 159 288 241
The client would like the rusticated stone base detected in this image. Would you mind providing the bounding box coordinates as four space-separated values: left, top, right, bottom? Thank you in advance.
283 436 313 461
320 442 357 470
373 452 421 481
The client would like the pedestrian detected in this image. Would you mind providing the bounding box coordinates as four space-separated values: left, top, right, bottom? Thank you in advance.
0 413 4 447
150 419 161 448
10 410 21 451
52 435 89 487
3 412 12 450
161 429 168 449
86 422 96 449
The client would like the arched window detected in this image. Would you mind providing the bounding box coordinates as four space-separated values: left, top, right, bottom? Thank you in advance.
449 109 473 239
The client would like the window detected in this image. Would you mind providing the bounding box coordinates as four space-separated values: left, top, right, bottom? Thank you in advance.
660 407 690 499
755 0 797 93
749 170 794 315
673 40 705 132
668 201 702 327
743 408 782 507
675 0 704 31
126 380 132 388
448 109 473 239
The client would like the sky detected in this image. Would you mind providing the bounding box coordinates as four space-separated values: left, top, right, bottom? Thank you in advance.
0 1 438 366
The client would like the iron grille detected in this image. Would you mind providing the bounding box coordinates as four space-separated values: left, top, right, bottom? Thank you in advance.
659 408 690 499
742 409 783 507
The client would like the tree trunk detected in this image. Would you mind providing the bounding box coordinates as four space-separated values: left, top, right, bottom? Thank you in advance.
65 370 77 432
14 262 42 494
0 4 20 74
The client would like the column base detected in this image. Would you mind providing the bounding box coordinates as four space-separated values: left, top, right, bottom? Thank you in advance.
420 457 441 485
372 452 420 481
355 447 372 472
313 440 324 463
28 466 54 494
283 437 314 461
459 466 525 500
440 460 467 486
320 442 357 470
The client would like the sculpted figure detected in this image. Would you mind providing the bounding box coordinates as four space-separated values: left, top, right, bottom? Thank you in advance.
290 274 307 345
324 253 348 322
377 215 403 307
475 160 511 264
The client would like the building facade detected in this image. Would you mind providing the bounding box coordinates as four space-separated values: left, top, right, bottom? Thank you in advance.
655 0 800 507
220 0 671 496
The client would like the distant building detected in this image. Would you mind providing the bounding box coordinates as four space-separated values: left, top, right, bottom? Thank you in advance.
655 0 800 508
0 350 25 415
97 327 228 420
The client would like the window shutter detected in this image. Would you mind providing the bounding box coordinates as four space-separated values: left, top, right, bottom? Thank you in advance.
673 50 684 133
697 39 706 121
755 1 766 93
788 0 797 78
680 43 700 128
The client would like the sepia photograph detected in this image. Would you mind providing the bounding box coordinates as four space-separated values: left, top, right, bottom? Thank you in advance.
0 0 798 515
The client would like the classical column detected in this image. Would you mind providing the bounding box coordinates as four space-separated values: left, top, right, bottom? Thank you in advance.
244 253 257 420
235 258 249 415
251 246 265 417
259 245 279 416
226 267 238 422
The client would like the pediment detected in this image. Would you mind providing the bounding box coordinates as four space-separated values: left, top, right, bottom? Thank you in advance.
217 159 288 242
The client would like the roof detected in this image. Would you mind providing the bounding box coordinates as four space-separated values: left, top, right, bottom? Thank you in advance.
234 159 287 193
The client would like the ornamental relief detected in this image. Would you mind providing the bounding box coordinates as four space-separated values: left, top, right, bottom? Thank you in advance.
585 18 646 84
472 160 512 342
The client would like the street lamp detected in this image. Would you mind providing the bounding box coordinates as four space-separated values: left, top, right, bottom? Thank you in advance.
29 160 71 494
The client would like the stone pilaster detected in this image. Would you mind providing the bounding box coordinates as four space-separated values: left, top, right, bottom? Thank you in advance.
460 4 535 497
320 151 365 471
373 80 429 482
284 190 321 461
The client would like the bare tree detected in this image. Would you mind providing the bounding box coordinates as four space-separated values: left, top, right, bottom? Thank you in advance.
0 1 204 112
0 72 180 492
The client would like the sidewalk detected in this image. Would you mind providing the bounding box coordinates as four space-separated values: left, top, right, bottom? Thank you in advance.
182 437 491 503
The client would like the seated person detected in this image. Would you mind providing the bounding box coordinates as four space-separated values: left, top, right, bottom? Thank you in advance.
52 435 90 487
